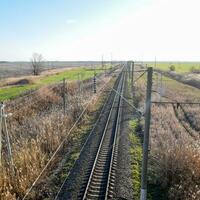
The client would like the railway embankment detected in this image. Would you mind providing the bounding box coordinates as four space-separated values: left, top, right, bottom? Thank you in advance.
156 69 200 89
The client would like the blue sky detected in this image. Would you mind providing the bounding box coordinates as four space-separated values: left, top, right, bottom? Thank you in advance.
1 0 200 61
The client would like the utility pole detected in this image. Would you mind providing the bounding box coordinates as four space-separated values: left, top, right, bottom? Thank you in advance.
93 69 96 93
102 55 104 70
129 61 132 80
131 61 133 86
160 72 163 102
104 61 107 76
0 103 3 165
62 78 67 115
140 67 153 200
77 73 80 90
132 61 135 97
110 53 112 69
77 73 82 104
128 61 130 79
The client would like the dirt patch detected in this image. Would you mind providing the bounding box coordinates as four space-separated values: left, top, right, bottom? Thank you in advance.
7 78 33 86
0 76 38 87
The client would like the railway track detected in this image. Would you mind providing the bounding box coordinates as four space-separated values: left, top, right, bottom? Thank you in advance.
56 66 126 200
80 68 125 200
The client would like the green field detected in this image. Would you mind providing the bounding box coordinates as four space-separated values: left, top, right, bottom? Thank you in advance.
0 67 104 101
147 62 200 73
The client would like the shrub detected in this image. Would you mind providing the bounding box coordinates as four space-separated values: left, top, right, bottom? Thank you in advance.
169 65 175 71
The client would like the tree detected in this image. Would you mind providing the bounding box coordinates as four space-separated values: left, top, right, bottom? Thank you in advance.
31 53 43 75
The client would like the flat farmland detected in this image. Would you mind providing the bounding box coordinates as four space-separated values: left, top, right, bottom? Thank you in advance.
0 66 105 101
146 61 200 73
0 61 103 79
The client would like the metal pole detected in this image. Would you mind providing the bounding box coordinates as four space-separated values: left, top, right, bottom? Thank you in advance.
160 72 163 102
77 73 81 104
63 78 66 115
93 70 96 93
110 53 112 70
131 62 134 87
130 62 132 84
66 79 68 111
132 62 135 97
140 67 153 200
2 104 15 175
0 103 3 166
105 63 106 76
102 55 104 70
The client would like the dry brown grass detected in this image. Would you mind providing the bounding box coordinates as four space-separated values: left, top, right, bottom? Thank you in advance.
0 74 111 200
150 105 200 200
135 68 200 200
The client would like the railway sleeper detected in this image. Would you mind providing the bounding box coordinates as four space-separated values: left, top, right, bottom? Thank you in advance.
86 193 105 199
90 181 107 188
93 170 109 176
95 163 109 168
90 176 107 182
99 149 111 153
98 153 110 157
94 168 109 173
96 160 110 165
92 174 108 179
92 174 108 180
87 188 106 196
90 184 107 190
98 154 110 158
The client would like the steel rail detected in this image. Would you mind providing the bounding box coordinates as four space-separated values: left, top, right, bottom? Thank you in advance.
105 67 126 199
81 69 125 199
54 78 115 199
55 68 124 200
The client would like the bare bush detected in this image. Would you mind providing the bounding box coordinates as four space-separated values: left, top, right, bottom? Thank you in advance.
31 53 43 76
